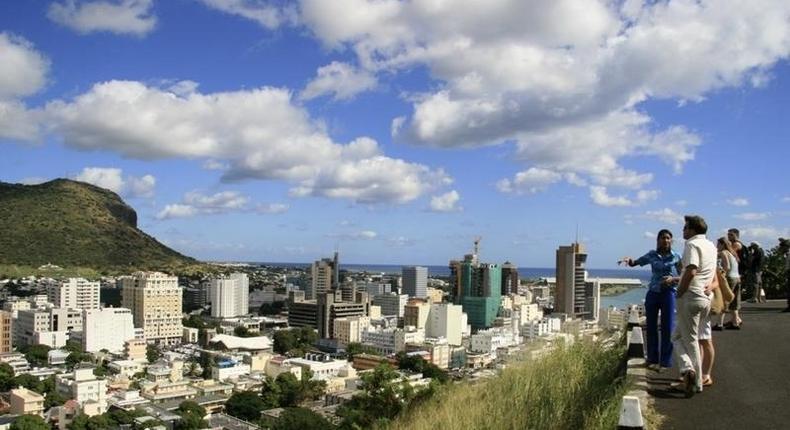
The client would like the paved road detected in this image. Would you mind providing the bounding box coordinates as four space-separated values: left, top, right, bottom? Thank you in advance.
650 300 790 429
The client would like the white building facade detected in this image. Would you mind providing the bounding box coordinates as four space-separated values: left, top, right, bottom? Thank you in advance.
427 303 465 346
210 273 250 318
82 308 137 353
48 278 100 310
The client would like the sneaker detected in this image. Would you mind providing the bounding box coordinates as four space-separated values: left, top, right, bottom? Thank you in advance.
683 370 697 398
712 324 724 331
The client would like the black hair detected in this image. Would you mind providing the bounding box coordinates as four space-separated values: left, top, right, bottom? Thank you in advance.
684 215 708 235
656 229 673 252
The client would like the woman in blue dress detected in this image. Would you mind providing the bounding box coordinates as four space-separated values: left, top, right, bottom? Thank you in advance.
621 229 682 371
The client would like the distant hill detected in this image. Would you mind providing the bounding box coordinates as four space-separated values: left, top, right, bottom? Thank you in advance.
0 179 197 271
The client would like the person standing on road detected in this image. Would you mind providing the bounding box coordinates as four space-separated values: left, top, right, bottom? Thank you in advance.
620 229 682 371
749 242 766 303
673 215 717 397
716 237 742 330
780 238 790 313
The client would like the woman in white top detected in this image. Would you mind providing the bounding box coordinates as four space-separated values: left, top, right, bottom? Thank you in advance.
715 237 742 330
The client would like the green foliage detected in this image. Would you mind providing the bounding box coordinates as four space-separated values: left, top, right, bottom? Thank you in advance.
67 413 112 430
146 344 161 363
107 408 146 425
388 341 628 430
345 342 380 360
176 400 208 430
0 179 197 270
234 326 253 337
762 244 787 299
0 362 15 391
336 364 415 429
10 414 50 430
13 373 44 393
45 389 68 409
396 352 449 383
22 344 51 367
66 351 92 369
271 407 336 430
225 391 266 422
272 326 317 356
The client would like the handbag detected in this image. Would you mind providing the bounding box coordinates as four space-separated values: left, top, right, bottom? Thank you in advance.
710 270 734 315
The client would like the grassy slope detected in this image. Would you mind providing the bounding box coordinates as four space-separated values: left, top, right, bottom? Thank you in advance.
390 340 627 430
0 179 197 273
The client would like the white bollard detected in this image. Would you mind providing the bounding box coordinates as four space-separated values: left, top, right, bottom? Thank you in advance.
617 395 644 429
627 326 644 359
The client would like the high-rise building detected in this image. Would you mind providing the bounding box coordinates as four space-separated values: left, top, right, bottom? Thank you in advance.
0 310 11 353
82 308 137 353
403 299 431 329
308 254 339 300
121 272 183 345
372 293 408 318
210 273 250 318
555 242 588 319
501 262 519 296
288 291 367 340
48 278 100 310
401 266 428 298
427 303 465 346
449 240 502 330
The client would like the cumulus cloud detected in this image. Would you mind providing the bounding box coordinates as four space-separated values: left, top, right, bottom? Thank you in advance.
429 190 461 212
157 190 249 219
642 208 684 225
589 186 633 207
740 225 790 241
256 203 289 214
497 168 562 194
300 61 377 101
0 33 50 100
734 212 770 221
644 231 655 239
43 80 450 204
0 33 49 141
47 0 157 36
299 0 789 202
726 197 750 207
74 167 156 198
198 0 296 29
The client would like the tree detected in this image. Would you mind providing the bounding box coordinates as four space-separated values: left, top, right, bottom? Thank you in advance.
234 326 252 337
396 352 449 383
345 343 379 361
10 415 50 430
273 327 318 356
336 364 415 429
23 344 51 367
259 301 285 316
260 376 283 409
66 350 92 369
0 362 15 391
146 344 161 363
273 330 297 355
272 407 335 430
176 400 207 430
225 391 266 422
276 372 303 407
45 390 67 409
13 373 44 393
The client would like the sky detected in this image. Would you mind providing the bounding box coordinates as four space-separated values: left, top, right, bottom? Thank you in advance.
1 0 789 268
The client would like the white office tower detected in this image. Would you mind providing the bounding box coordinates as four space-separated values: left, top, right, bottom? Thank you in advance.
210 273 250 318
121 272 182 345
82 308 136 353
48 278 100 310
427 303 465 346
401 266 428 298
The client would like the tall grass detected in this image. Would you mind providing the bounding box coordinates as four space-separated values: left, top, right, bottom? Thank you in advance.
389 340 627 430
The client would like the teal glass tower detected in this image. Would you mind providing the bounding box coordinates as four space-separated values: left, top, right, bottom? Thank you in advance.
450 239 502 330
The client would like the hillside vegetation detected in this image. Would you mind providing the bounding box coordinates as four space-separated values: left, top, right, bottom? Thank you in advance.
0 179 198 273
390 340 627 430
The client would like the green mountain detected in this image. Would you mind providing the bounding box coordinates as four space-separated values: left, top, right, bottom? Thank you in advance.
0 179 197 271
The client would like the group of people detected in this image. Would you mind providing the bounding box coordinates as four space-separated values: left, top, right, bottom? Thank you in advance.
620 216 772 397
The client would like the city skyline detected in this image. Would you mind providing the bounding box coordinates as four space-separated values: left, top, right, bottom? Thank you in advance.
1 1 789 268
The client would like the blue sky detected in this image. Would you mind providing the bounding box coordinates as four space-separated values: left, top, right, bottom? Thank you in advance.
1 1 789 267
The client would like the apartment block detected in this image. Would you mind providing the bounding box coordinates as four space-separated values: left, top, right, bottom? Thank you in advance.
48 278 100 310
210 273 250 318
121 272 183 345
82 308 137 353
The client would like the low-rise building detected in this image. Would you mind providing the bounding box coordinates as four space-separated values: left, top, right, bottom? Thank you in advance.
56 366 108 416
124 339 147 361
182 327 198 344
9 387 45 416
211 358 251 381
333 316 370 345
48 349 70 366
108 360 146 377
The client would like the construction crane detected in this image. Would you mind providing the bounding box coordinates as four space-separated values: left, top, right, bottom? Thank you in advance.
473 236 482 256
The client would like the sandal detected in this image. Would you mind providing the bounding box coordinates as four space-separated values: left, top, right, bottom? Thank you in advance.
703 377 714 387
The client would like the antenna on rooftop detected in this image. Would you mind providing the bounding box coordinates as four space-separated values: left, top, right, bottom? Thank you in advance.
473 236 481 256
575 223 579 244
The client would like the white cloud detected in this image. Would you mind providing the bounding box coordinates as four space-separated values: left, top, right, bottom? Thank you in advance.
326 230 378 240
44 80 450 205
198 0 296 29
429 190 462 212
642 208 684 225
300 0 788 197
496 168 561 194
156 190 250 219
675 200 688 207
300 61 378 101
589 186 632 207
734 212 770 221
74 167 157 198
47 0 157 36
0 33 50 99
256 203 289 214
740 225 790 241
782 196 790 203
726 197 750 207
643 231 655 239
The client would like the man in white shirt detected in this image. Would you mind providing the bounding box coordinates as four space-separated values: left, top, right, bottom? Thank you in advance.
673 215 717 397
